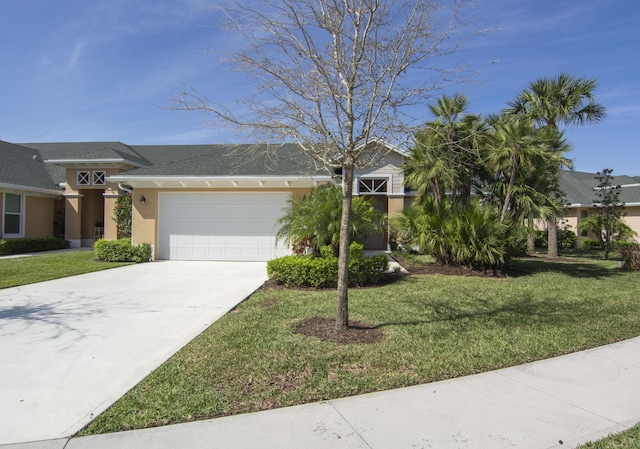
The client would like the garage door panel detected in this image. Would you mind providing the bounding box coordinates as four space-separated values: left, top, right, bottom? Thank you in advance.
158 192 290 261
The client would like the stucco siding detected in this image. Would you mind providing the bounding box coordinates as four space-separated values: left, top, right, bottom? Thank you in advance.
24 196 55 238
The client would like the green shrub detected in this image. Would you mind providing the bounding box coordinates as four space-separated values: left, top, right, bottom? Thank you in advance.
581 239 603 250
94 239 151 263
267 243 388 288
0 238 70 255
618 242 640 271
558 227 577 249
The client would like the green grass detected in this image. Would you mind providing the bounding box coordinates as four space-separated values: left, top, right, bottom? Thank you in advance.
0 251 133 289
578 423 640 448
81 255 640 436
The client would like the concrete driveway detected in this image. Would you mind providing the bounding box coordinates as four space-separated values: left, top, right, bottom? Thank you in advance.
0 261 267 446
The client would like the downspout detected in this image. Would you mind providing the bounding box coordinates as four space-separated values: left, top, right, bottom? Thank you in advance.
118 183 133 195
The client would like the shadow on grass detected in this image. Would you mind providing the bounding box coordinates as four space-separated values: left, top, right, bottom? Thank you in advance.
510 257 624 279
375 293 595 330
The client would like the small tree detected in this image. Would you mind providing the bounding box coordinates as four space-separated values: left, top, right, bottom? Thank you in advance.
113 193 132 238
592 168 626 260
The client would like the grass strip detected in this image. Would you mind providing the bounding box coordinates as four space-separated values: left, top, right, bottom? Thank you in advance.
578 423 640 448
0 251 133 289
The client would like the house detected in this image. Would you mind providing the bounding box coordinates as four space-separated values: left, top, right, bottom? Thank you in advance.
559 170 640 246
1 140 408 261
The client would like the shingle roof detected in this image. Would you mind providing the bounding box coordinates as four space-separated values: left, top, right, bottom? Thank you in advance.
0 141 64 192
560 170 640 206
125 143 325 177
2 141 330 192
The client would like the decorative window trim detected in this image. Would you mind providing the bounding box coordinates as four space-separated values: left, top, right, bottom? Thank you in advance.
357 176 390 195
93 171 106 185
77 171 91 186
2 192 24 237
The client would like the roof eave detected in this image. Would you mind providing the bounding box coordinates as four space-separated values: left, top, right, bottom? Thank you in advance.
107 175 334 189
45 159 146 169
0 182 64 197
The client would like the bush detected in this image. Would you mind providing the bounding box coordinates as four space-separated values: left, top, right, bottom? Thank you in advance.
113 193 132 238
267 242 388 288
618 242 640 271
558 227 577 250
581 239 603 250
94 239 151 263
0 238 70 255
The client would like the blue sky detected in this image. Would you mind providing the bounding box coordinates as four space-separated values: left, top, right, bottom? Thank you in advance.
0 0 638 174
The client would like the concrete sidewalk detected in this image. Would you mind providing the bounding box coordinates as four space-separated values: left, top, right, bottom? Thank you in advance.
6 336 639 449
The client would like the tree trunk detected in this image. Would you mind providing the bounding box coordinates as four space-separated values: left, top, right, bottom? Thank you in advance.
336 164 354 330
547 215 559 258
527 217 536 254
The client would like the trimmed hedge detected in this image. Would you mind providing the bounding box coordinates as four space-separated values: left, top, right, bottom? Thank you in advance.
94 239 152 263
267 243 388 288
0 238 70 255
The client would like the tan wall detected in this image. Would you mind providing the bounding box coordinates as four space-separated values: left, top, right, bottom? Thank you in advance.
388 197 404 218
131 187 312 259
624 206 640 241
24 196 55 238
66 168 121 192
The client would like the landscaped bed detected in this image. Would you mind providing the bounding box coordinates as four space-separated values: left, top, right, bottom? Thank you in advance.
79 253 640 436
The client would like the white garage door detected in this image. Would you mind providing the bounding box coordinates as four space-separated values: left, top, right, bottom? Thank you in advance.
158 192 290 261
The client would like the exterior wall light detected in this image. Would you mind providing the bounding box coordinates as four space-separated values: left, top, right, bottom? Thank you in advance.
140 195 146 205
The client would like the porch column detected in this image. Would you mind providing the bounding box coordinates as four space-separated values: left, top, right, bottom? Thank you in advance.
103 190 120 240
63 193 82 248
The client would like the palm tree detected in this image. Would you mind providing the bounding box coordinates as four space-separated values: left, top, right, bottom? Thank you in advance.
506 73 605 257
405 94 488 210
276 184 386 256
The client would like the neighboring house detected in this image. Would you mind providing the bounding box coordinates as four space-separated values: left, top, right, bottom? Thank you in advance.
559 170 640 246
1 140 408 261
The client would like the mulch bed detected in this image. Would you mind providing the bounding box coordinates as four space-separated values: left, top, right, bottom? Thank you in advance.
295 317 384 345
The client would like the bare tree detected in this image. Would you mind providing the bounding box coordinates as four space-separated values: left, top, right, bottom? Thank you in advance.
174 0 480 330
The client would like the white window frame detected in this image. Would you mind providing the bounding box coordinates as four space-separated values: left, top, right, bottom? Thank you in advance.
93 171 106 185
2 192 25 238
77 171 90 186
356 176 391 195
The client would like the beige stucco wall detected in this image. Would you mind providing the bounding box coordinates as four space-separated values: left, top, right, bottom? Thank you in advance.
624 206 640 242
131 187 313 259
24 196 55 238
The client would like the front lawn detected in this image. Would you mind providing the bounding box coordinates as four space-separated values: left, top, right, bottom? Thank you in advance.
81 255 640 435
0 251 133 289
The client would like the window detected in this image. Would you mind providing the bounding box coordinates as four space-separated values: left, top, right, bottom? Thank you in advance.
93 171 106 185
77 170 106 186
358 178 388 195
77 171 90 186
3 193 23 236
581 210 588 219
